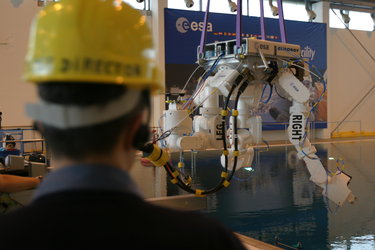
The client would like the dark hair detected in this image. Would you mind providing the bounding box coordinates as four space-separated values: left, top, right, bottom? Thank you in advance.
4 134 16 148
37 82 149 160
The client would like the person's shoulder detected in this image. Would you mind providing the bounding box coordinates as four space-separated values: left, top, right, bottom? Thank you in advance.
0 205 31 227
141 202 246 249
0 193 247 250
141 199 210 222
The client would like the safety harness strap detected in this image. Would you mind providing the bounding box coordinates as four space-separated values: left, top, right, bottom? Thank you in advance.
259 0 266 40
199 0 211 57
236 0 242 52
276 0 287 43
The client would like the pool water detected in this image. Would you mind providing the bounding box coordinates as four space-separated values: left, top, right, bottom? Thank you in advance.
168 140 375 250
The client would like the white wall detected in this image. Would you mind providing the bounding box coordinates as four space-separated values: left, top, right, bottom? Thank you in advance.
328 29 375 133
0 0 165 128
0 0 39 127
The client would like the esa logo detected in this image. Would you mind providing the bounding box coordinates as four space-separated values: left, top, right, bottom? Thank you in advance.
176 17 213 33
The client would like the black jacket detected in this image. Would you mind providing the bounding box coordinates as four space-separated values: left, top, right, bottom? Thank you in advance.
0 190 246 250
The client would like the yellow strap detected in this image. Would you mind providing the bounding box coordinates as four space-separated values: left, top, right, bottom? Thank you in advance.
336 159 344 167
178 162 184 168
223 180 230 187
221 110 228 116
145 144 169 167
233 150 239 157
185 176 192 184
172 170 180 178
170 178 179 184
145 144 161 162
195 189 206 197
238 54 246 59
150 149 169 167
222 150 229 156
232 109 239 117
221 171 228 178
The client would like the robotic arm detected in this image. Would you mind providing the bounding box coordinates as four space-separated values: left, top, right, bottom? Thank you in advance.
274 70 356 206
163 65 263 171
155 38 355 206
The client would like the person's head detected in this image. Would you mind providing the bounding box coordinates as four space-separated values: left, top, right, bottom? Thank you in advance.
24 0 161 167
3 134 16 150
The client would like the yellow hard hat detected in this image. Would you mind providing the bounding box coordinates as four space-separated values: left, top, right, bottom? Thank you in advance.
24 0 161 91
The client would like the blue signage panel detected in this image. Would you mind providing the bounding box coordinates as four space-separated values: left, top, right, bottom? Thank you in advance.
164 8 327 129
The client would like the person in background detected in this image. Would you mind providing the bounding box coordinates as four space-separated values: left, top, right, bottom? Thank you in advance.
0 134 42 213
0 134 21 163
0 174 41 193
1 134 18 151
0 1 246 249
0 175 42 214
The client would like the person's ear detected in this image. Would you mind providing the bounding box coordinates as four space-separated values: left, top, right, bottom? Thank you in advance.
130 107 150 151
132 123 150 151
122 114 143 151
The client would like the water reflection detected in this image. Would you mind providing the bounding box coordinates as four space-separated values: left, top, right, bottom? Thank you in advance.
331 234 375 250
166 141 375 250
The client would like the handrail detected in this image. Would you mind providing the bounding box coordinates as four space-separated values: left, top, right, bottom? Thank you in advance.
0 139 45 143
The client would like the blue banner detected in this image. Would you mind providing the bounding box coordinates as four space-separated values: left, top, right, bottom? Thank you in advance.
165 9 327 129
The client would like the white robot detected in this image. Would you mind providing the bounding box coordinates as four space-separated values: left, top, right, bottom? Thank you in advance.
153 38 355 206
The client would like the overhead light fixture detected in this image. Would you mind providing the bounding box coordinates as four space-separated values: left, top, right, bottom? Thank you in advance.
305 0 316 22
228 0 237 12
184 0 194 8
269 0 278 16
340 9 350 24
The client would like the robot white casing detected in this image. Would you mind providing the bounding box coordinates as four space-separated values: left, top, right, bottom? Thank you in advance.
162 38 355 206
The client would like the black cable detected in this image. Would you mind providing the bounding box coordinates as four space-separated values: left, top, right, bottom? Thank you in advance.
197 81 240 195
203 75 248 195
160 68 252 196
222 82 240 162
265 61 279 83
164 163 194 193
228 80 248 181
202 73 251 194
224 86 235 110
163 75 243 195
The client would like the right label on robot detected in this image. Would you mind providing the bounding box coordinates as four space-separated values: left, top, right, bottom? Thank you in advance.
289 113 305 145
